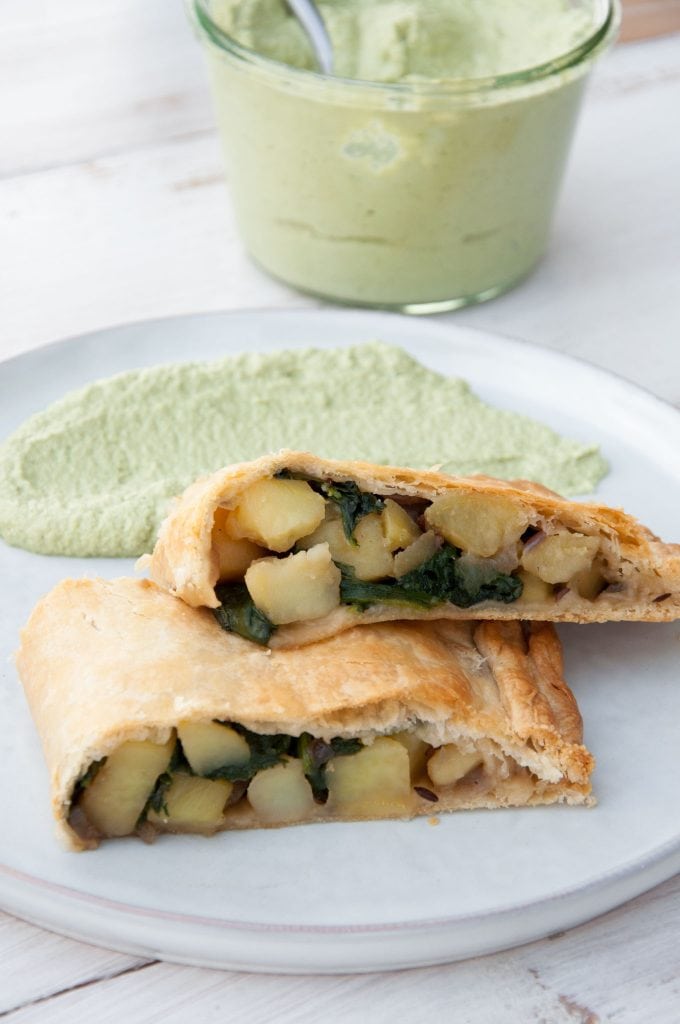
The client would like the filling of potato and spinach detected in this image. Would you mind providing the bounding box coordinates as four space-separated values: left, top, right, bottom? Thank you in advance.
69 720 488 841
209 473 609 644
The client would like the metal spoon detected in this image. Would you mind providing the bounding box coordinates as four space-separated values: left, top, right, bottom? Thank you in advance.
286 0 333 74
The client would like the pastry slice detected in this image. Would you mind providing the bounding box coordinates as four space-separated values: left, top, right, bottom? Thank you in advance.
143 450 680 648
17 577 593 850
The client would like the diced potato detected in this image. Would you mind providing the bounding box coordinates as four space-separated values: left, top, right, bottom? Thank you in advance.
425 492 529 558
570 561 607 600
393 531 438 578
296 516 333 551
515 569 554 605
326 737 412 816
212 508 267 581
352 514 395 579
427 743 483 788
247 757 315 824
381 499 422 551
178 721 250 776
147 774 232 832
79 737 175 837
245 544 341 624
298 515 393 581
391 731 430 780
521 531 600 585
230 478 326 552
296 515 343 553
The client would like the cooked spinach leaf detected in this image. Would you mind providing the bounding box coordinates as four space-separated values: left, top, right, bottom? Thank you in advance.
455 559 524 605
398 545 463 601
319 481 385 542
206 725 293 782
168 741 193 775
145 773 172 818
338 545 522 610
139 743 192 823
339 570 437 609
72 757 106 802
213 583 275 645
78 757 106 788
328 737 364 757
297 732 363 801
400 545 523 607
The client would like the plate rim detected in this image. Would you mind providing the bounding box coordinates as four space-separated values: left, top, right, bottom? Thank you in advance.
1 304 678 416
2 306 680 971
1 825 680 936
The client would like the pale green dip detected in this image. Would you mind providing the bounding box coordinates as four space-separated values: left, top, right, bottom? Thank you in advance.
212 0 598 82
0 343 607 558
198 0 612 308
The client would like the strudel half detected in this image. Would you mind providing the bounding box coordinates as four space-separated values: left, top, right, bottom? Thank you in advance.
17 577 593 850
144 451 680 648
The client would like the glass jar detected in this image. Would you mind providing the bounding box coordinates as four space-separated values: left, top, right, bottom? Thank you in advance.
190 1 619 313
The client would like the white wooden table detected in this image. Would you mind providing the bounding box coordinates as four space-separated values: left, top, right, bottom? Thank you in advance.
1 4 679 1019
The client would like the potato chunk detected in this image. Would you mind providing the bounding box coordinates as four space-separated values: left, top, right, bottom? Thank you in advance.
391 731 430 780
521 531 600 585
245 544 341 624
569 560 607 600
247 757 315 824
351 514 395 579
425 492 529 558
298 514 393 581
515 569 554 605
393 531 438 578
147 774 232 832
178 721 250 776
212 508 267 582
230 478 326 552
427 743 483 788
295 515 341 554
79 737 175 837
326 737 412 816
381 499 422 551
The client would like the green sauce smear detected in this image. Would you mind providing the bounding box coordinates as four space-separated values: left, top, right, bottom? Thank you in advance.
0 342 607 557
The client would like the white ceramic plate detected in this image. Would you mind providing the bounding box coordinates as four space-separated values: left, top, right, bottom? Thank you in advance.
1 309 680 974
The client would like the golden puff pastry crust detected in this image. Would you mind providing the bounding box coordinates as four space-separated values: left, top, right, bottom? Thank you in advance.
143 451 680 648
17 577 593 850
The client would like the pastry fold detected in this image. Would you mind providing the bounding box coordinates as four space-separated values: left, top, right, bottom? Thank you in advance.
144 451 680 648
17 577 593 851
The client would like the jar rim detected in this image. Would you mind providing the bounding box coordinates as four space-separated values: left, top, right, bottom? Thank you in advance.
191 0 620 97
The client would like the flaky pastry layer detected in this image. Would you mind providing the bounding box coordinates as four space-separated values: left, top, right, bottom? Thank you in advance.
143 451 680 647
16 578 593 850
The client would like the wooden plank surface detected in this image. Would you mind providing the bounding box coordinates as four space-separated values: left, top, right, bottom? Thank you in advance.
4 131 308 362
621 0 680 41
0 912 148 1013
0 0 212 177
2 875 680 1021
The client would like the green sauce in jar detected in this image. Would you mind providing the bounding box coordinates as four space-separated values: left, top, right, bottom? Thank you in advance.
192 0 618 310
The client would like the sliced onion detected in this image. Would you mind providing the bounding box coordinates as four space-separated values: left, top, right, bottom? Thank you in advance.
522 529 547 554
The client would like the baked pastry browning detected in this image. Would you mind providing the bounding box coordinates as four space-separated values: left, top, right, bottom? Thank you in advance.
144 451 680 648
16 578 593 851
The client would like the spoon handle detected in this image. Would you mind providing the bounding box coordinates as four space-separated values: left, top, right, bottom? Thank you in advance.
286 0 333 74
